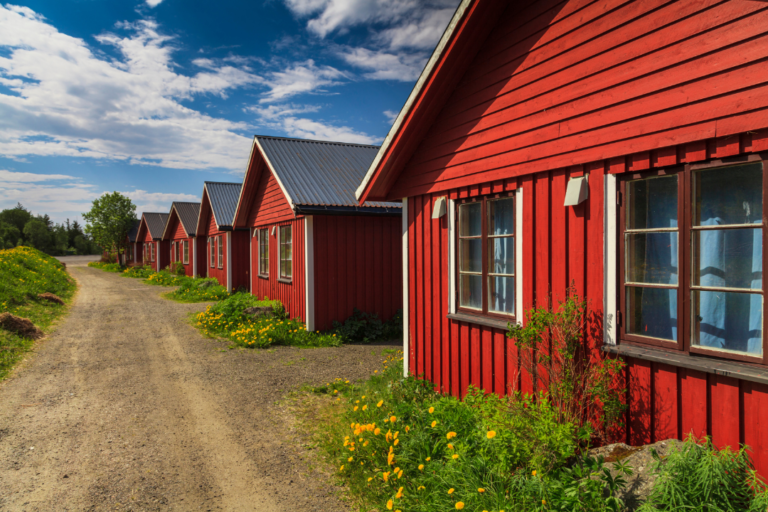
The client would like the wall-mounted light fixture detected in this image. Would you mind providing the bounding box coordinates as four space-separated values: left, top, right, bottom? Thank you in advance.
564 174 589 206
432 196 447 219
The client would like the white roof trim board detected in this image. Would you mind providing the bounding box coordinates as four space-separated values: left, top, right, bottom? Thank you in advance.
355 0 473 201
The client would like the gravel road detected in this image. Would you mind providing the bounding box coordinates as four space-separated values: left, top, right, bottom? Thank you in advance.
0 258 395 511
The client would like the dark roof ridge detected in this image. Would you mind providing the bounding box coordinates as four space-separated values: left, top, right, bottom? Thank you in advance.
255 134 380 149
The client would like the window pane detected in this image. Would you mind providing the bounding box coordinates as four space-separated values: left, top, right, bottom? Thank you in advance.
489 276 514 315
693 228 762 290
694 163 762 226
627 175 678 230
692 290 762 355
459 202 481 237
626 286 678 341
489 198 514 236
285 240 292 260
284 260 291 278
460 274 482 309
626 232 678 285
489 237 514 275
460 239 482 273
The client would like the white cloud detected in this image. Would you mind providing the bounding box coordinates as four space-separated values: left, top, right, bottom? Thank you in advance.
0 7 260 171
0 170 98 223
146 0 164 7
283 0 457 81
383 110 397 123
249 104 379 145
259 60 347 103
122 189 199 213
340 47 424 81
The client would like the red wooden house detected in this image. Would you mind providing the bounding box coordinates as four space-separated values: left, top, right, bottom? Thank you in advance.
195 182 250 292
161 202 201 277
122 219 141 265
357 0 768 474
233 136 402 331
136 212 170 272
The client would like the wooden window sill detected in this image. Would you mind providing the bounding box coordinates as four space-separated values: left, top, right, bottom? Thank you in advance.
447 312 513 331
278 278 292 284
258 274 269 280
603 343 768 386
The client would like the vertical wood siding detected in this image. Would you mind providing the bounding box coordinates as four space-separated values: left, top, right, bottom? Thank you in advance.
195 198 249 289
167 212 195 276
313 215 402 332
406 135 768 475
395 0 768 477
251 218 305 322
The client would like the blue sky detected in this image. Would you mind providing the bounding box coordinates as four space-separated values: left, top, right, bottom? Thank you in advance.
0 0 458 223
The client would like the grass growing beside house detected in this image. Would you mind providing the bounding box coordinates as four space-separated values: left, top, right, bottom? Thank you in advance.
0 247 75 380
195 292 341 348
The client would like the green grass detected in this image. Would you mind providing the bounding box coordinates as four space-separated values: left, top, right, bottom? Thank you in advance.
166 277 229 302
87 261 124 272
0 247 76 380
195 292 342 348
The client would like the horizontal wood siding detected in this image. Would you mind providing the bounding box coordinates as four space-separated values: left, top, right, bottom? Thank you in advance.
251 218 305 322
313 215 402 332
247 165 295 227
389 0 768 198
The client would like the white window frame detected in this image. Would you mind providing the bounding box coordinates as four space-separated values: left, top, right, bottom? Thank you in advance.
209 237 215 268
604 174 618 345
258 228 269 277
151 242 155 262
447 188 523 323
218 234 224 269
279 225 292 281
183 240 189 264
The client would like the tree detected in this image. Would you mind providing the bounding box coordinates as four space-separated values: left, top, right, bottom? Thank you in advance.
23 218 53 252
82 192 137 256
0 203 32 234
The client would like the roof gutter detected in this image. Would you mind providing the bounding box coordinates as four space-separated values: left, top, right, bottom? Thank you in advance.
294 205 402 217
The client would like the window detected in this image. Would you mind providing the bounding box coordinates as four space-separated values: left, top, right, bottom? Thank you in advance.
151 243 155 262
619 161 765 363
279 226 292 280
171 242 176 262
209 237 215 268
456 195 515 317
259 228 269 276
175 242 180 262
218 235 224 269
183 240 189 264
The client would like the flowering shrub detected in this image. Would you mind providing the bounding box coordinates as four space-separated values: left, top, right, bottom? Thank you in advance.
144 270 187 286
313 353 633 512
195 292 341 348
121 266 154 279
167 278 228 302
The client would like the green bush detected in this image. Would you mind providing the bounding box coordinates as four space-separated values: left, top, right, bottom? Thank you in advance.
314 358 630 512
167 277 228 302
333 308 404 343
121 266 154 278
638 438 768 512
144 270 187 286
170 262 186 276
195 293 341 348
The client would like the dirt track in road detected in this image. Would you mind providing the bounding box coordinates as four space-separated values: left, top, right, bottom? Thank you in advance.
0 258 394 511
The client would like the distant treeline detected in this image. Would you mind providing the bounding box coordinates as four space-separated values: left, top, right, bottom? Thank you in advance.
0 203 101 256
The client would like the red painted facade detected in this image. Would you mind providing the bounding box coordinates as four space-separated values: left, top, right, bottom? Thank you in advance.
136 218 168 272
163 209 195 277
235 140 403 331
359 0 768 476
196 188 250 291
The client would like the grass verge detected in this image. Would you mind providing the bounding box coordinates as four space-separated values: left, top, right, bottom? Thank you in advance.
195 292 341 348
0 247 76 380
298 354 768 512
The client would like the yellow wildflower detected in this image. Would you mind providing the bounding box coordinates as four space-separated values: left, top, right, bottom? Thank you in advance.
386 499 393 510
448 488 454 494
418 464 424 471
455 503 465 510
429 407 435 414
487 430 496 439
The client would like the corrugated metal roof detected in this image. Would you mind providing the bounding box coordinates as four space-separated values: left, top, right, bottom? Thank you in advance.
255 136 401 209
144 212 169 240
173 202 201 236
127 219 140 243
205 182 241 229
